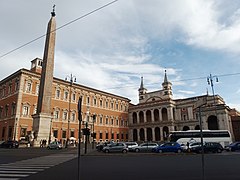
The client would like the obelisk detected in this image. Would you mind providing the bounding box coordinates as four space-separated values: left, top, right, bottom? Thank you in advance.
32 6 56 146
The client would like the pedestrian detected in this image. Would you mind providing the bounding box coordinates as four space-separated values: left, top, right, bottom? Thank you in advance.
40 139 43 148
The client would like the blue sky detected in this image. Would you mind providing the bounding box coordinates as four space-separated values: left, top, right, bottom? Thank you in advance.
1 0 240 110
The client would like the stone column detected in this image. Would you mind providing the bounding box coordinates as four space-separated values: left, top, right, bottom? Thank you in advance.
144 128 147 141
152 127 155 141
151 110 154 122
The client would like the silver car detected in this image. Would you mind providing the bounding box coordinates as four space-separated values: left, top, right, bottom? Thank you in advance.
132 142 159 152
47 141 62 150
102 142 128 153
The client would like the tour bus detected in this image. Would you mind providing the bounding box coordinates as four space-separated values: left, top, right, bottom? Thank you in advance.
168 130 232 147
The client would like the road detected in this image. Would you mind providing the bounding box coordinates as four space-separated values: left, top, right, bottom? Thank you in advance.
0 148 240 180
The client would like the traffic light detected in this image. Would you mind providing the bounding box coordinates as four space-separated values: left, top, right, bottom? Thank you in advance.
82 128 90 135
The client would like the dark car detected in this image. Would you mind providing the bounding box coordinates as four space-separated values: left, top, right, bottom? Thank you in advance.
191 142 223 153
225 142 240 152
153 142 182 153
0 140 19 148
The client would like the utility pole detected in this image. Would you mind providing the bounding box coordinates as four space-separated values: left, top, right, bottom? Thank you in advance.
65 73 76 148
92 115 96 149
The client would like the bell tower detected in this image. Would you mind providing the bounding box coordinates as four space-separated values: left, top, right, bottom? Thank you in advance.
138 76 147 103
162 70 173 99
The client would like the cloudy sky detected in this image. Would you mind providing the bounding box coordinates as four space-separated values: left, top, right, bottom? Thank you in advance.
1 0 240 110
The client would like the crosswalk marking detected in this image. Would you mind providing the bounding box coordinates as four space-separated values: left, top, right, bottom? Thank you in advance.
0 153 77 179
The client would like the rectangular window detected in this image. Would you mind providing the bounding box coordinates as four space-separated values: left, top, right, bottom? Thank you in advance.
99 132 102 139
53 130 58 138
72 93 76 101
105 118 108 125
15 81 19 91
23 106 29 116
64 92 68 100
121 133 124 140
2 127 6 138
87 97 90 104
117 133 119 139
63 112 68 120
8 85 12 94
100 100 102 107
106 132 109 139
62 130 66 138
0 108 2 119
72 113 75 121
11 104 16 115
116 103 118 110
55 111 59 119
5 106 9 117
94 98 97 106
26 82 31 92
126 133 128 140
111 102 113 109
106 101 108 108
100 117 103 124
70 131 74 138
111 133 114 139
20 128 27 137
116 119 119 126
56 90 60 98
8 127 12 138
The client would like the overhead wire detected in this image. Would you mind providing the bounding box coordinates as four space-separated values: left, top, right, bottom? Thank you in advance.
0 0 118 59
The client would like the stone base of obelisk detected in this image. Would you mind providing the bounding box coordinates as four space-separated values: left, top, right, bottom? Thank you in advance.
32 113 52 147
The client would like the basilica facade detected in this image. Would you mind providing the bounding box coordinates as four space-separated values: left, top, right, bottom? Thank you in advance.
128 71 234 142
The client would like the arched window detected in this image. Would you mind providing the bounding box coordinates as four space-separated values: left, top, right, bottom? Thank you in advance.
182 126 190 131
132 112 137 124
139 111 144 123
146 110 151 122
162 108 168 121
154 109 159 122
207 115 219 130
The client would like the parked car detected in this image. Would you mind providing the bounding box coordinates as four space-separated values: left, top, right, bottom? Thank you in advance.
96 141 114 152
0 140 19 148
125 142 138 151
132 142 159 152
102 142 128 153
191 142 223 153
47 141 62 150
153 142 182 153
181 142 202 152
225 142 240 152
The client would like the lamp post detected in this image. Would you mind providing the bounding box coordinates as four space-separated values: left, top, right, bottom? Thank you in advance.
65 73 76 148
207 73 218 106
92 114 96 149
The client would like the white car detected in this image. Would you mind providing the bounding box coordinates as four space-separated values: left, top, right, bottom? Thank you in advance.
125 142 138 151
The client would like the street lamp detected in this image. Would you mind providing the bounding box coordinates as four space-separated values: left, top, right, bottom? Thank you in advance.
65 73 76 148
92 114 96 149
207 73 218 106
